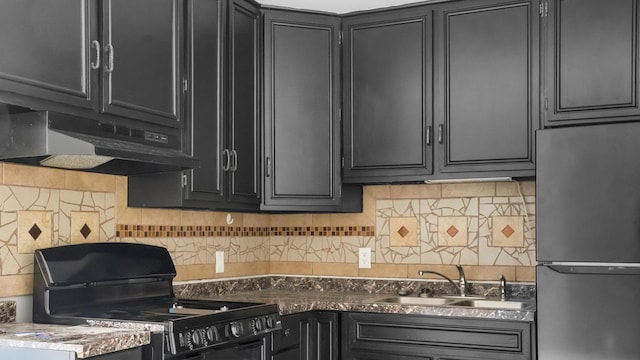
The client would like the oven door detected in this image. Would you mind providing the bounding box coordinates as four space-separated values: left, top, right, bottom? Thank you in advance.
202 338 266 360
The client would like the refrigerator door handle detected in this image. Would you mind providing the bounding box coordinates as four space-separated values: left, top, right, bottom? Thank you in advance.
547 263 640 275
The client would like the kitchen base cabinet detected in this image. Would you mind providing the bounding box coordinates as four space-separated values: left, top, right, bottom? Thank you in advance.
0 346 142 360
271 311 340 360
342 312 535 360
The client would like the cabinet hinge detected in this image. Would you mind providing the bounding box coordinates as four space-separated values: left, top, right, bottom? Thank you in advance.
544 97 548 111
181 173 188 187
183 78 188 92
341 157 345 169
339 31 343 46
539 2 548 17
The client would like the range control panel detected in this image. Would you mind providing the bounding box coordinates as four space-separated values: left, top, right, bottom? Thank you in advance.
166 314 282 354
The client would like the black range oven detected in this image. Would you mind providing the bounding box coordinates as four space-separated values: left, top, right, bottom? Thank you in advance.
31 242 281 360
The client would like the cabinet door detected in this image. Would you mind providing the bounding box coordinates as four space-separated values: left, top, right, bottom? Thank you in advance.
435 0 538 175
101 0 182 127
0 0 98 109
342 312 534 360
227 0 261 205
183 0 226 203
313 312 340 360
544 0 640 125
342 7 434 183
262 10 342 208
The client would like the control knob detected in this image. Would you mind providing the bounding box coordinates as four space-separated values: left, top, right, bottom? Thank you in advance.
230 322 243 338
251 318 263 332
206 326 219 343
265 316 275 329
190 330 201 346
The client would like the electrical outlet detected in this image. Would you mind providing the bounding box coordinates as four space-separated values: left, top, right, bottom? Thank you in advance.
216 251 225 273
358 248 371 269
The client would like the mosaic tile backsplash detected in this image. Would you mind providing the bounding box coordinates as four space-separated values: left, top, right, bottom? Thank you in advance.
0 163 536 298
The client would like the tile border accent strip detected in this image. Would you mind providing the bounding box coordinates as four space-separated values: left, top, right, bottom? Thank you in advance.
116 224 375 238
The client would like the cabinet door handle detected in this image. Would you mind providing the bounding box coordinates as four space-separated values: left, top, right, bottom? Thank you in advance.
222 149 231 171
426 125 432 146
265 157 271 177
438 124 444 144
230 150 238 172
90 40 101 70
105 44 115 73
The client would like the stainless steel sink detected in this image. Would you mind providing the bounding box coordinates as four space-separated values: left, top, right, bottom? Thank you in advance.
369 296 457 306
449 299 531 310
368 296 532 310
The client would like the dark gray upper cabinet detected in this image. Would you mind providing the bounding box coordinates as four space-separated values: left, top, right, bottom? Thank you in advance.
435 0 538 176
227 0 261 207
342 7 434 183
262 9 344 209
0 0 98 109
128 0 261 211
0 0 185 131
183 0 226 204
543 0 640 125
101 0 183 127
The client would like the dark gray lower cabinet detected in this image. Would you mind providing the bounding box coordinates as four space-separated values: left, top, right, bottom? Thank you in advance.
342 312 535 360
272 311 340 360
0 346 141 360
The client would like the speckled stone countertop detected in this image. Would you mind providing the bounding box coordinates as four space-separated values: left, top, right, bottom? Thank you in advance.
0 323 150 358
0 301 16 323
176 276 536 322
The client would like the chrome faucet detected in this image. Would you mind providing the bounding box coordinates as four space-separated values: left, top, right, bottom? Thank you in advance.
418 265 467 297
499 274 507 301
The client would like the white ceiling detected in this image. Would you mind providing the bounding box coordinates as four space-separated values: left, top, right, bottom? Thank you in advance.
256 0 427 14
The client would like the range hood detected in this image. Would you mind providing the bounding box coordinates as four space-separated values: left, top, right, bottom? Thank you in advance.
0 111 199 175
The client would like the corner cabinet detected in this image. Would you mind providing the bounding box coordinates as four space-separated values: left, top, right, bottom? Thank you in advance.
434 0 538 176
342 7 434 183
543 0 640 125
262 9 356 211
130 5 362 213
342 312 536 360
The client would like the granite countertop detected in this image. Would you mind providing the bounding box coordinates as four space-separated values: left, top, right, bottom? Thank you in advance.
0 322 150 358
205 288 536 322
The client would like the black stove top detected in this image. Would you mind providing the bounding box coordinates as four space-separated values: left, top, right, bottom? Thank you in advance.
59 299 265 323
31 243 282 357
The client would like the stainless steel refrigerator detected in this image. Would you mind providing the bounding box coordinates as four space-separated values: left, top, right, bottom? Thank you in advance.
537 122 640 359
